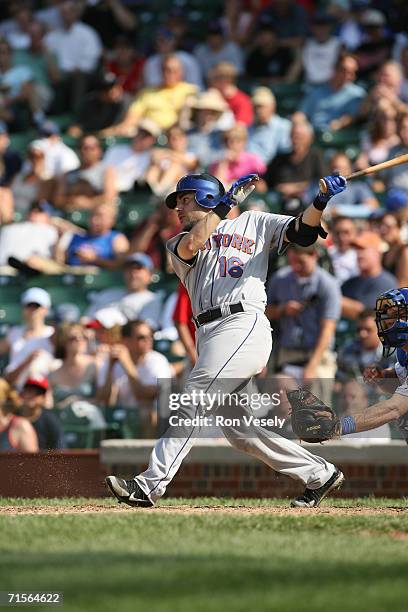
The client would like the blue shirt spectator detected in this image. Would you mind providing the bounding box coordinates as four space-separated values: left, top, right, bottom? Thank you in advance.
64 204 129 268
267 247 341 351
300 55 365 131
247 87 291 164
341 231 397 318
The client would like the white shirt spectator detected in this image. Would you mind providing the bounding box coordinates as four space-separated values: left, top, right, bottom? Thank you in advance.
302 37 342 84
103 144 151 192
86 288 162 331
5 325 56 389
98 350 172 406
143 51 204 90
194 41 244 78
0 222 59 265
36 138 80 179
44 22 102 72
328 245 359 285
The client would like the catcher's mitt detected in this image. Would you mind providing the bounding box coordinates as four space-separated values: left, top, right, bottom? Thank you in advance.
286 389 341 443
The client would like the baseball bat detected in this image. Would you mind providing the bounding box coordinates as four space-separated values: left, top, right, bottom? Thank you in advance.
319 153 408 193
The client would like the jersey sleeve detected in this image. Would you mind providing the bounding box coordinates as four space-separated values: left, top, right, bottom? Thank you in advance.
166 233 197 283
256 212 294 254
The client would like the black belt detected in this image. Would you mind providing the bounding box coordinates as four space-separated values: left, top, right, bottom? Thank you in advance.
193 302 244 328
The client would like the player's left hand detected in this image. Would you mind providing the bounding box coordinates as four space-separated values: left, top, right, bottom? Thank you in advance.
228 174 259 205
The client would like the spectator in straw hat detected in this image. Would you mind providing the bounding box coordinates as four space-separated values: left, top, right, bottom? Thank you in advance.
248 87 292 164
187 88 233 167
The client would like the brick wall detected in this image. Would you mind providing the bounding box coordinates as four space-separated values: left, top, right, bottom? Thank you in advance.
109 462 408 498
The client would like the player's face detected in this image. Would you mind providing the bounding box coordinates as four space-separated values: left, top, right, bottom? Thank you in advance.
174 192 207 229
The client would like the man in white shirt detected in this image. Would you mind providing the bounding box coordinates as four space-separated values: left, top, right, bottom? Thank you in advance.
97 319 172 435
247 87 292 164
103 119 160 192
44 0 102 112
302 13 342 85
85 253 162 330
0 201 60 266
36 120 80 179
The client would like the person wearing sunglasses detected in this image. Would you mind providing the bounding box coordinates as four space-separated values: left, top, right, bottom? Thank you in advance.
0 287 56 390
97 319 172 436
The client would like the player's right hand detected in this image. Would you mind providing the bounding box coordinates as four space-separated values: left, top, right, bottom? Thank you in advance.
363 365 383 384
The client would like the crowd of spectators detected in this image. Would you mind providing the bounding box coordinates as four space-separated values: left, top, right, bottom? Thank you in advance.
1 0 408 450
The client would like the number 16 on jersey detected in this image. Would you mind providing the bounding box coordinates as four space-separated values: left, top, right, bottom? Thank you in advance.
218 256 244 278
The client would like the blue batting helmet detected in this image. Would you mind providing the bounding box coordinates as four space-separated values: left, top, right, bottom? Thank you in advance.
165 173 225 210
375 288 408 356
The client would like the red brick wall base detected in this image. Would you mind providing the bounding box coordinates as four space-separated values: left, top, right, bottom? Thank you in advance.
1 451 407 498
112 462 408 499
0 451 107 498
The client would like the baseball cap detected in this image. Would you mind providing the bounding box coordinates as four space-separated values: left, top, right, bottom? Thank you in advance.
124 252 154 271
24 376 49 394
252 86 275 106
39 120 60 137
21 287 51 308
0 120 8 135
95 72 118 91
28 139 47 154
137 118 161 138
351 231 383 249
86 307 127 330
361 9 386 27
385 189 408 212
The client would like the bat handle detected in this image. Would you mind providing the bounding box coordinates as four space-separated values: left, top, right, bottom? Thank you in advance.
319 178 328 193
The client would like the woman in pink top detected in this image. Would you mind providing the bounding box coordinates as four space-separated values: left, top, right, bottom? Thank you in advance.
209 123 266 187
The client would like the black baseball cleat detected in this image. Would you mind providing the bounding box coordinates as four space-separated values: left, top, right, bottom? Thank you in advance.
105 476 153 508
290 468 345 508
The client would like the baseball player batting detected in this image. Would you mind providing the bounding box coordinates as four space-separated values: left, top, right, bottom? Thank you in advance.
106 171 347 508
286 287 408 443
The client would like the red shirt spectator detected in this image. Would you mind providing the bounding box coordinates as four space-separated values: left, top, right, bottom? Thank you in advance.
173 283 197 365
209 61 254 126
106 36 145 95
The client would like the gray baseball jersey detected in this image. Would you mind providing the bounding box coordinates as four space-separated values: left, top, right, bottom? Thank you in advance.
166 210 293 315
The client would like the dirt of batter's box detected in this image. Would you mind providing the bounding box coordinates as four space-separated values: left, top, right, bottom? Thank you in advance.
1 504 408 516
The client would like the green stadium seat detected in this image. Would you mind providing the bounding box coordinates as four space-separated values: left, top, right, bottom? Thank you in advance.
9 130 37 154
65 209 91 228
57 403 107 449
0 302 23 326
